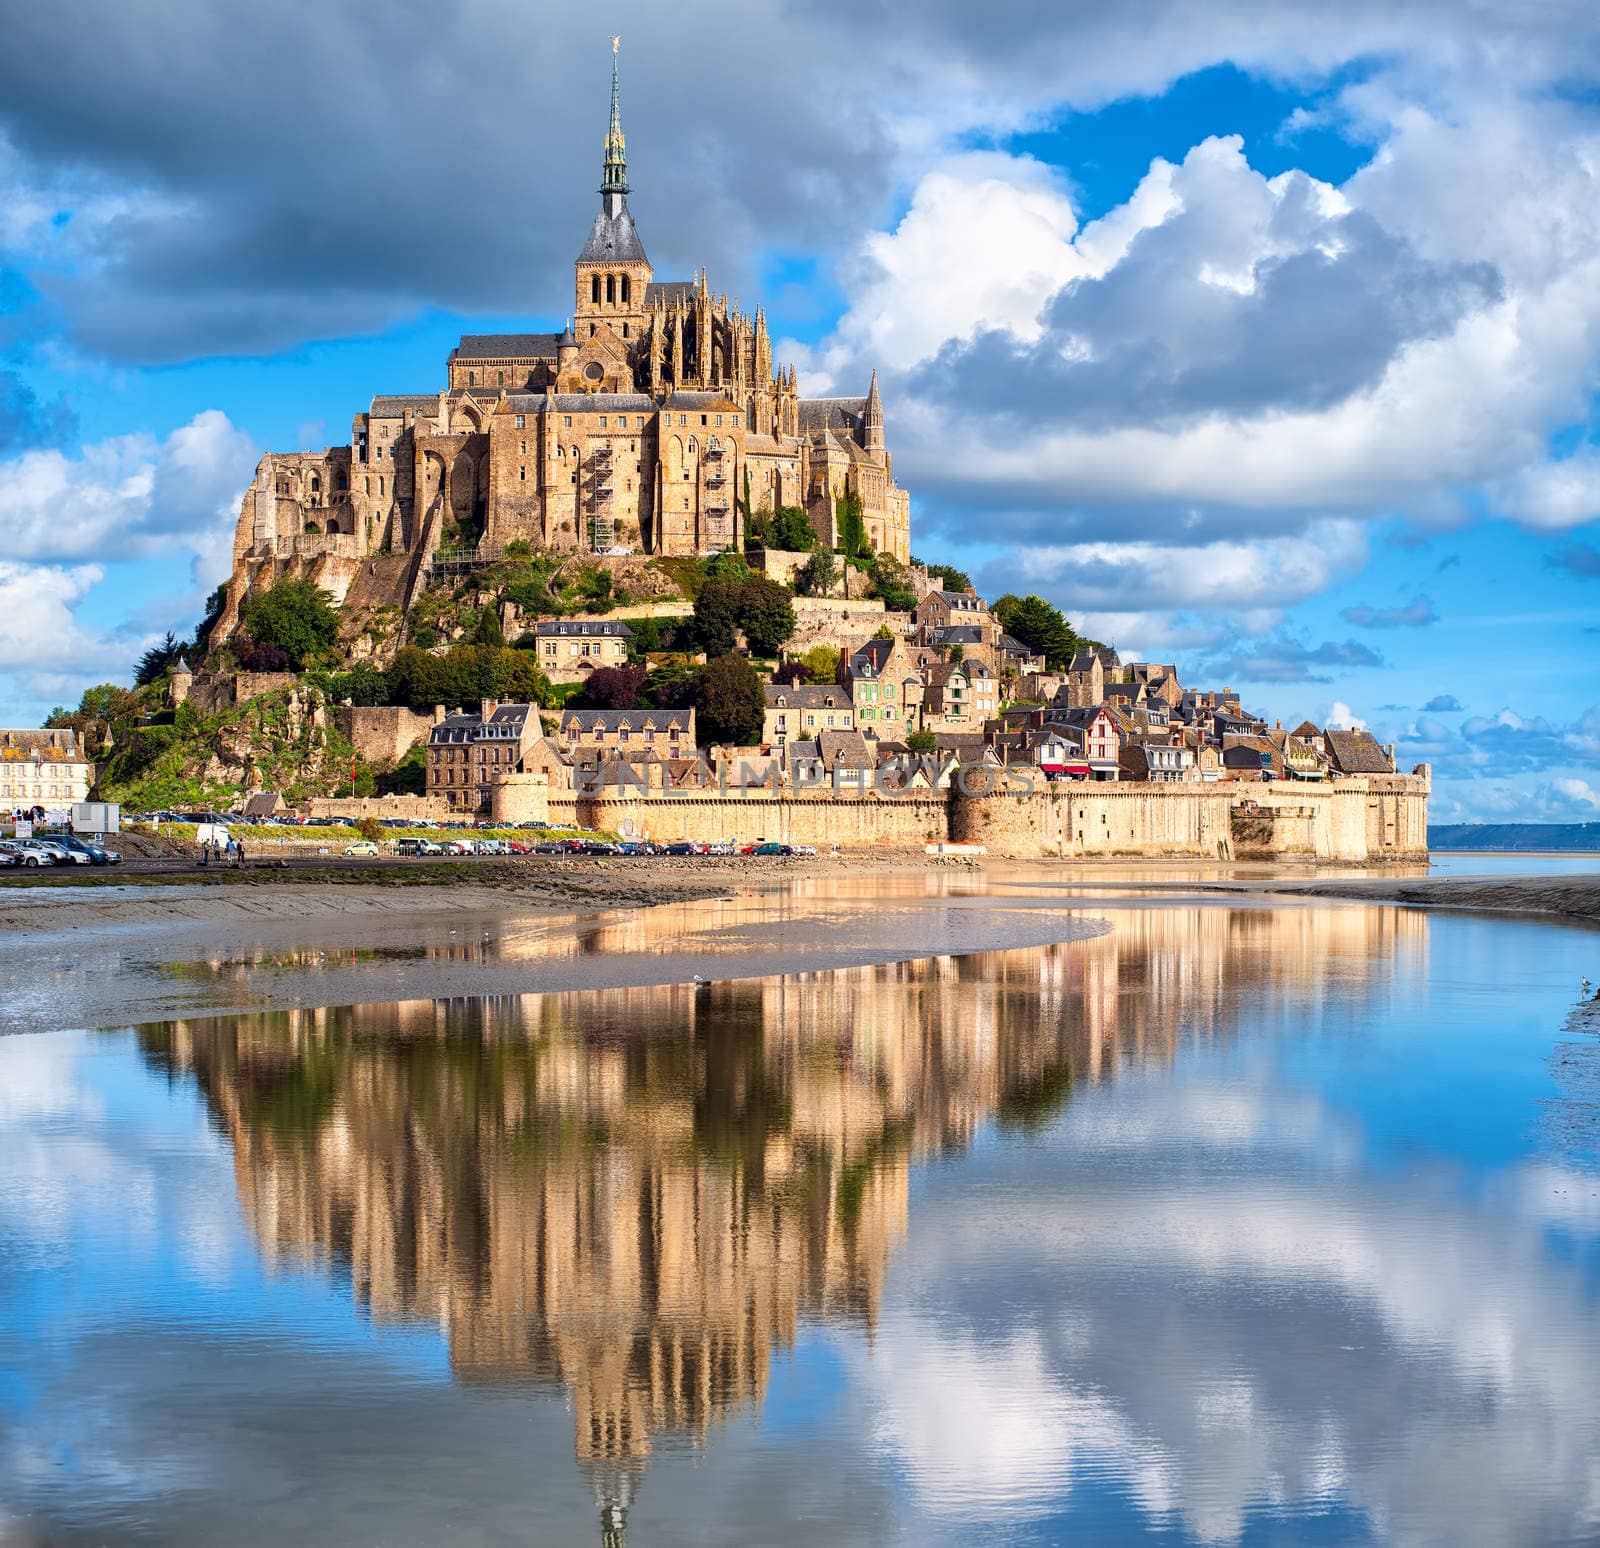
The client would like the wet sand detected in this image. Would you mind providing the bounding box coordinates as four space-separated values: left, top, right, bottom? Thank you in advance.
1212 873 1600 924
5 857 1596 1037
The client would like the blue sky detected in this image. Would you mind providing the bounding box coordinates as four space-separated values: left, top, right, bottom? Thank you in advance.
1 2 1597 819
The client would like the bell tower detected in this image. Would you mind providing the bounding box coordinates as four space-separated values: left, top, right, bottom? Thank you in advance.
575 37 653 345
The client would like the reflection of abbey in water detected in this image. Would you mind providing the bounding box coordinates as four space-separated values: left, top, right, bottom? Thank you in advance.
141 902 1423 1539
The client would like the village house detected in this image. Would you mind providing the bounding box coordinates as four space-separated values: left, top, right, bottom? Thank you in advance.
531 618 634 682
1042 704 1122 780
913 589 992 642
0 728 93 813
843 636 925 737
426 700 543 812
762 683 854 747
922 658 998 732
1324 727 1398 775
557 706 696 760
1119 738 1196 784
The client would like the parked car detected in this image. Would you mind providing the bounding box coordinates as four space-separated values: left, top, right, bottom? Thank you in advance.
791 844 817 856
532 841 568 854
617 841 658 856
344 841 380 856
32 839 92 866
1 839 58 867
577 840 620 855
742 842 794 856
55 834 120 865
396 837 443 856
661 841 699 856
0 848 18 867
441 839 475 856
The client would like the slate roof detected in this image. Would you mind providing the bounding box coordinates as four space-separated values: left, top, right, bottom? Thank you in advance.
764 685 849 709
534 619 634 639
1068 647 1101 673
369 395 438 418
578 203 649 264
453 334 562 360
550 394 654 413
661 390 740 410
847 638 896 680
559 708 690 732
646 280 695 307
798 397 867 433
929 625 987 647
1324 727 1394 774
428 703 539 746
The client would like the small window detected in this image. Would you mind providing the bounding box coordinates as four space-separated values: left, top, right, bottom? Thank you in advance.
598 416 606 428
622 323 629 338
519 440 526 453
497 371 504 386
515 413 525 428
563 416 572 428
701 414 708 426
519 466 526 481
468 371 476 385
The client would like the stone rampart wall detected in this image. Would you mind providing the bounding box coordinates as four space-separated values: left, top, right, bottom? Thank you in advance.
309 793 454 821
334 704 439 766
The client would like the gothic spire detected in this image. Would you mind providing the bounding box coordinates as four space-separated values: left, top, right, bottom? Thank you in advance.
601 35 628 196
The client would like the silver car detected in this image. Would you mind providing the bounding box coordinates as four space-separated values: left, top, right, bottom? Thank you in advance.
1 839 58 867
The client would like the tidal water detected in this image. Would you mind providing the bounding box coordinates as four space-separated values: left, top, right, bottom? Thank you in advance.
3 889 1599 1546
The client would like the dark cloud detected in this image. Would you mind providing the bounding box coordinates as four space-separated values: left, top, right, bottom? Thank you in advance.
1202 635 1382 684
1421 693 1462 712
907 206 1499 435
1545 541 1600 579
1340 595 1437 627
0 368 75 455
0 3 896 363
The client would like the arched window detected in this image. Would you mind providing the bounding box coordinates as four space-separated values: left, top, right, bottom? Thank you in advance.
606 274 615 305
498 370 504 386
468 371 475 385
591 275 601 304
620 275 630 304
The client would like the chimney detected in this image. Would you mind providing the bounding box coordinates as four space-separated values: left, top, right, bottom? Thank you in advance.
433 704 447 724
480 698 498 723
1275 719 1282 730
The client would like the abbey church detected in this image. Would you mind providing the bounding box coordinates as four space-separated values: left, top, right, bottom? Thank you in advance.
215 43 908 646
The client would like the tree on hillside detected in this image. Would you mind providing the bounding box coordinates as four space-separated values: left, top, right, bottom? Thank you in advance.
643 659 699 710
794 547 837 597
473 605 506 648
866 554 916 613
799 645 841 684
575 664 649 710
691 653 765 747
739 574 796 656
242 578 339 669
135 631 187 686
992 593 1078 670
693 576 745 656
916 558 972 593
771 505 817 552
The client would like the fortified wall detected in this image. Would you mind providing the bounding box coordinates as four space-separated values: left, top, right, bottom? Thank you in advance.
487 766 1431 862
951 771 1430 861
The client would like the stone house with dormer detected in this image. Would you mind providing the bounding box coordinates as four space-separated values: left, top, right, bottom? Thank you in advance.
762 684 854 747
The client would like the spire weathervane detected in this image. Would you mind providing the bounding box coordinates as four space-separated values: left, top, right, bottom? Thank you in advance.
601 35 629 196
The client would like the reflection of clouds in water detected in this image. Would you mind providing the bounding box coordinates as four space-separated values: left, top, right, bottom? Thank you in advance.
865 1079 1600 1546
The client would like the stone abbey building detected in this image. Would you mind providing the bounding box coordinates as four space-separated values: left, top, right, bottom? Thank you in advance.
215 43 908 648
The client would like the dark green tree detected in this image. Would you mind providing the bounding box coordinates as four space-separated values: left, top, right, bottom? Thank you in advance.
242 578 339 669
992 593 1078 670
738 574 796 656
473 606 506 647
135 631 187 686
905 728 939 754
771 505 817 551
914 559 973 593
794 547 838 597
643 659 700 710
691 653 765 746
693 576 745 656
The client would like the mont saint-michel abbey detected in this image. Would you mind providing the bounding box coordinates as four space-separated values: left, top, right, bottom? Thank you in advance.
218 44 908 642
